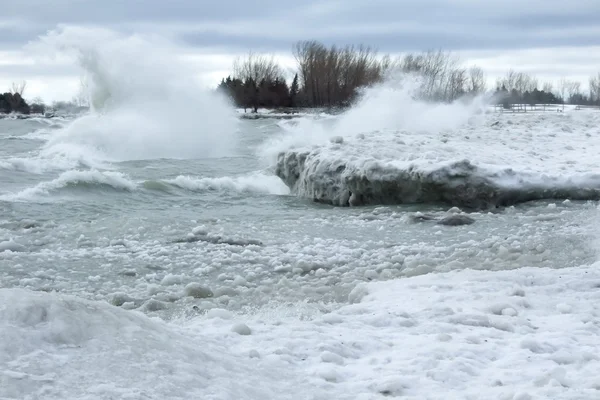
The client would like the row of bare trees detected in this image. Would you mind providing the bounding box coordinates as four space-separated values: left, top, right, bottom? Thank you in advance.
590 73 600 105
219 43 489 109
292 41 391 107
494 70 600 107
394 50 486 102
218 41 600 110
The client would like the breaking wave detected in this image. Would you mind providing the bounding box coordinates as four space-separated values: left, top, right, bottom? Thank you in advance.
0 170 289 202
0 170 136 202
28 26 239 164
164 173 290 195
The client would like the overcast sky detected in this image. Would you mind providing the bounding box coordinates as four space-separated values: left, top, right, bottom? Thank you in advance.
1 0 600 102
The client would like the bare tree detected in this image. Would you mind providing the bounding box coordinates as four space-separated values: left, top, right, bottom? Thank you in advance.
566 80 581 103
233 52 284 85
293 40 387 107
6 80 28 112
232 52 285 111
467 66 486 94
590 73 600 105
398 50 464 101
10 80 27 97
557 78 568 109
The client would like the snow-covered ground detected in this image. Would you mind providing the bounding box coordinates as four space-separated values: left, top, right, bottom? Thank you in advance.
2 263 599 399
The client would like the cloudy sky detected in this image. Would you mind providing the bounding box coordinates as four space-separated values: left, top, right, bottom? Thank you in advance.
1 0 600 102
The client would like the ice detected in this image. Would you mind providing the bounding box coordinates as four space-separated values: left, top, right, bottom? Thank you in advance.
0 288 310 399
274 110 600 208
0 239 26 253
231 323 252 335
2 263 597 399
184 282 214 299
185 263 600 399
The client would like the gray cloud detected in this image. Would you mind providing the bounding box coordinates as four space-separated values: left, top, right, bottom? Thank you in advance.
2 0 599 53
2 0 600 101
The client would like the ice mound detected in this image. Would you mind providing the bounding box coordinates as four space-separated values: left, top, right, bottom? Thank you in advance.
0 289 305 399
276 112 600 208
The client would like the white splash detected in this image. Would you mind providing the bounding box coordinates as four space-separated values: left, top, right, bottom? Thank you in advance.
165 173 290 195
28 26 239 163
258 74 488 163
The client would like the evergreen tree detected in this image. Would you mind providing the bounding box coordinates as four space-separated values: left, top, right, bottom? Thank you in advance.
290 73 299 107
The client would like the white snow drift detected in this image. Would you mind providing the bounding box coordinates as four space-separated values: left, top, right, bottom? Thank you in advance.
2 263 599 399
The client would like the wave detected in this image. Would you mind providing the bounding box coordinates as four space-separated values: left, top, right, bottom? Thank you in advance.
0 155 93 174
2 128 55 142
164 173 290 195
0 169 136 202
0 170 288 202
27 26 239 164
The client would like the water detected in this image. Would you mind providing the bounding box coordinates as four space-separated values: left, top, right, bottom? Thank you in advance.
2 26 600 399
1 114 597 320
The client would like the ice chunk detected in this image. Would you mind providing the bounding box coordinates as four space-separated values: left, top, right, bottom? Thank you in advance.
231 323 252 335
184 283 214 299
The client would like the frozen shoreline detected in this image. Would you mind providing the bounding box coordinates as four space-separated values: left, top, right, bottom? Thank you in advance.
2 263 598 399
275 111 600 208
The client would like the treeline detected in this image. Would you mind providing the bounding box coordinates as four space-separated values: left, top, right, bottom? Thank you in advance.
218 42 488 111
0 81 31 114
494 70 600 108
0 81 46 114
218 41 600 110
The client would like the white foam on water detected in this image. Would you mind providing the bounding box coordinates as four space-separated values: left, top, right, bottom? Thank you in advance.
0 169 136 202
28 26 239 164
0 153 94 174
165 173 290 195
0 169 289 202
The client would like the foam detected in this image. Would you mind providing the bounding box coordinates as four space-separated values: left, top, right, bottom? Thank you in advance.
0 170 289 202
0 169 136 202
165 173 290 196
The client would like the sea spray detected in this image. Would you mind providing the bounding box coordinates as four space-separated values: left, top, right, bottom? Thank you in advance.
28 26 239 163
258 72 490 164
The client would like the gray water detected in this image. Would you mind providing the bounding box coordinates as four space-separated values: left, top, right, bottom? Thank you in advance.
0 115 596 319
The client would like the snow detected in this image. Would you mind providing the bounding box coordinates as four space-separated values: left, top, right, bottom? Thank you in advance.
0 288 309 400
274 109 600 208
187 263 600 399
3 263 598 399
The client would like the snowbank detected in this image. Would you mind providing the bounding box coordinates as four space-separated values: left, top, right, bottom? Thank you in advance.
2 262 599 399
275 112 600 208
191 263 600 399
0 289 307 400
